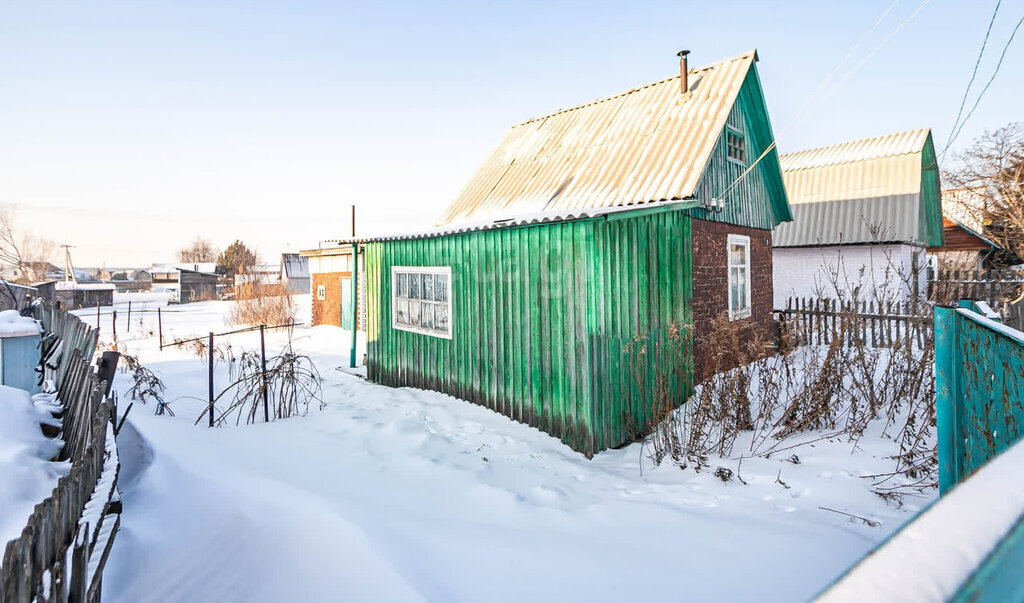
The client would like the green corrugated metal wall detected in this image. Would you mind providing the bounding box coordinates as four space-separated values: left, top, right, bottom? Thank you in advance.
365 209 694 455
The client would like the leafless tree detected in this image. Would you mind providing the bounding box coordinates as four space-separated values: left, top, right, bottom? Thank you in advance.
0 207 57 283
944 122 1024 261
177 236 218 263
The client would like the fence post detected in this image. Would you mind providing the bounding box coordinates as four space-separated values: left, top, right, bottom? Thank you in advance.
260 324 269 423
127 300 131 333
69 522 88 603
96 302 100 335
158 307 163 350
112 310 117 342
208 332 214 428
934 306 958 494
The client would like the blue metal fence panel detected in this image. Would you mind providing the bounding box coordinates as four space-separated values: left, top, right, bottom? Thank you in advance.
1 334 41 394
935 301 1024 493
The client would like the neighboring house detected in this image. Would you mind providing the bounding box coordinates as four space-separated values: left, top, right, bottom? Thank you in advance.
348 49 791 455
280 253 310 294
177 268 220 303
150 263 218 284
928 187 1018 270
233 264 280 287
772 129 944 307
299 245 365 330
0 282 37 311
34 281 115 309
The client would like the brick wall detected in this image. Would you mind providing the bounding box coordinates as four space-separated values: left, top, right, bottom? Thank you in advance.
311 272 365 329
691 218 774 380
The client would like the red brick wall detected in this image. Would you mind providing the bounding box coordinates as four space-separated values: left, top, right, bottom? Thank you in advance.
691 218 775 380
311 271 364 328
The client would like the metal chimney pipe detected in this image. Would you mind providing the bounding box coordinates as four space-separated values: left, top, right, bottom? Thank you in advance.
678 50 690 94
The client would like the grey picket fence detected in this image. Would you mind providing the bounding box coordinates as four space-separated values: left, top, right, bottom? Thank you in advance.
775 297 933 349
1 302 119 603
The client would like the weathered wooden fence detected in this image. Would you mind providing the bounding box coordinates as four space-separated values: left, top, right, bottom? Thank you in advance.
775 297 933 349
1 302 120 603
929 268 1024 330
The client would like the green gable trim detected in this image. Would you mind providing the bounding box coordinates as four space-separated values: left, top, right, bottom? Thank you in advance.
690 60 791 231
921 133 945 247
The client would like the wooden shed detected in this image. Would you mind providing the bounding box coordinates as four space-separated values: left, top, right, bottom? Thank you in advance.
177 268 220 303
357 50 791 455
34 281 115 309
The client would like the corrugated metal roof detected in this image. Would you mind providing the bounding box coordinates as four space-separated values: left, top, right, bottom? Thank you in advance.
774 128 937 246
780 128 930 172
437 50 759 226
281 253 309 279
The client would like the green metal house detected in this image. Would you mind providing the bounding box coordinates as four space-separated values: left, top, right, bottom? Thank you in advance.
358 50 792 455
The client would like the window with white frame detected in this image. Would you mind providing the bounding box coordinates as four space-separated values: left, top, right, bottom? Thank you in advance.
726 125 746 165
727 234 751 320
316 285 326 300
392 266 452 338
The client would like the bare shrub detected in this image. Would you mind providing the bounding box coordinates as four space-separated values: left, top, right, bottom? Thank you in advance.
125 361 170 416
198 335 323 426
626 322 693 466
228 280 295 326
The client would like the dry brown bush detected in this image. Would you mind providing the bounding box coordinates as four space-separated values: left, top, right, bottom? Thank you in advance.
228 281 295 326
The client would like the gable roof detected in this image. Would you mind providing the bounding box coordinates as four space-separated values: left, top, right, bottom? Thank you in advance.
774 128 944 247
438 50 778 227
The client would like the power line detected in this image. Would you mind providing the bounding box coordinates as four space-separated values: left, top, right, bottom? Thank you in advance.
943 13 1024 156
720 0 933 203
942 0 1002 157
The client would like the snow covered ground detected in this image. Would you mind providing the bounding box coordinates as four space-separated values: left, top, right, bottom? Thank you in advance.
87 292 934 602
0 385 66 547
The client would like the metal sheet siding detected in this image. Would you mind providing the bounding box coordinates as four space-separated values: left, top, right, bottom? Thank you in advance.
437 52 757 226
775 129 942 246
365 210 694 454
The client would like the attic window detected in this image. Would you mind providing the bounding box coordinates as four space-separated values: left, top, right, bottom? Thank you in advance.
726 126 745 165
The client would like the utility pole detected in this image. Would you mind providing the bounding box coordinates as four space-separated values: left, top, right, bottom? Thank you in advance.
61 244 77 283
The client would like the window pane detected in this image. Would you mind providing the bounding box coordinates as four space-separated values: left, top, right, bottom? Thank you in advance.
435 303 449 333
409 301 421 326
435 274 449 302
421 302 434 329
729 243 745 266
396 299 409 324
409 273 420 299
423 274 435 301
398 273 409 297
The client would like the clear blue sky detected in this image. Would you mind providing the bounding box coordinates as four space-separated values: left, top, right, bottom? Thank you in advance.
2 0 1022 267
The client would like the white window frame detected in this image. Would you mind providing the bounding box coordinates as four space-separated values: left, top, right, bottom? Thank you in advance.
726 124 746 166
391 266 453 339
316 284 326 300
727 234 752 320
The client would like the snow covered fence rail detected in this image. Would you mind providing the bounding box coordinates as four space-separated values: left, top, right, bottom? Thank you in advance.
775 296 933 349
1 303 120 603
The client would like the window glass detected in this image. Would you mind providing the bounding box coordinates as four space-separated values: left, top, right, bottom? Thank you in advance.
392 267 452 338
727 127 745 164
727 236 751 319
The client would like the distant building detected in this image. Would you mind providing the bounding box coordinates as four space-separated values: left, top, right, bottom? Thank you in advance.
928 187 1019 271
0 282 37 312
177 268 220 303
773 129 943 306
299 245 364 330
34 281 115 309
280 253 310 294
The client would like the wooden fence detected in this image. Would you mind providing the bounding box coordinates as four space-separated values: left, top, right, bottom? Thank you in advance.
775 297 933 349
929 268 1024 331
1 303 120 603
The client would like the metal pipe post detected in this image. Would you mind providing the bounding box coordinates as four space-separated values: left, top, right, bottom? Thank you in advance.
208 332 214 427
260 324 269 422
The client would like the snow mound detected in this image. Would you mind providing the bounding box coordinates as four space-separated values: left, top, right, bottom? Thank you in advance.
0 384 68 545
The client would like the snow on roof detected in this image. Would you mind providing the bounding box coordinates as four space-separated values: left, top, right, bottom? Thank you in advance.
54 282 115 291
0 309 41 337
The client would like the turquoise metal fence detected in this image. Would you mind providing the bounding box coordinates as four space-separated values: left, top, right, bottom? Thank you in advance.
935 301 1024 493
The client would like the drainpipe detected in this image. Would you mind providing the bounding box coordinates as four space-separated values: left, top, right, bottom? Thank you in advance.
350 204 358 368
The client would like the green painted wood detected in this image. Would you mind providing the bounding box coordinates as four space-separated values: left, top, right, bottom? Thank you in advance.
936 302 1024 492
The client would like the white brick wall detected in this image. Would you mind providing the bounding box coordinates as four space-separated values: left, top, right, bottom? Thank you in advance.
773 243 928 309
